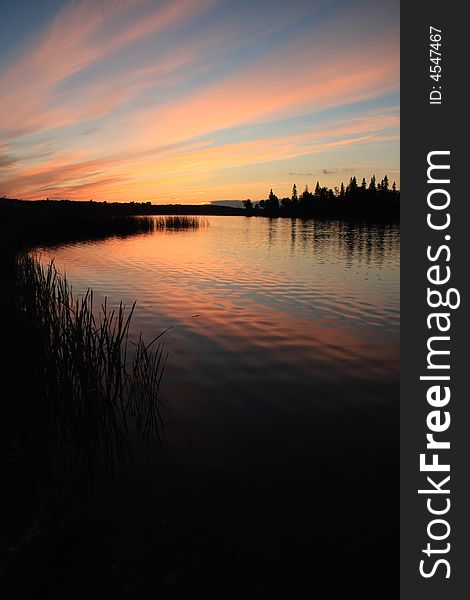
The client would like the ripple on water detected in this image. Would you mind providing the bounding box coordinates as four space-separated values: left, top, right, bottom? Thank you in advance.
38 217 400 443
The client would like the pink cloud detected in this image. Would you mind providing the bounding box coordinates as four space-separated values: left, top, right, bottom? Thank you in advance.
0 0 216 137
0 107 398 201
132 32 399 146
0 0 399 202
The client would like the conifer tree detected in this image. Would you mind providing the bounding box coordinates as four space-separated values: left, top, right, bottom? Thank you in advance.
292 184 298 202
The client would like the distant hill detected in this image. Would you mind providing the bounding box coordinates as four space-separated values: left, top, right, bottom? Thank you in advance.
211 200 244 209
0 197 245 217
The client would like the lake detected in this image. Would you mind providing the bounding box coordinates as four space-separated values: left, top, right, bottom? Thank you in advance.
38 216 400 597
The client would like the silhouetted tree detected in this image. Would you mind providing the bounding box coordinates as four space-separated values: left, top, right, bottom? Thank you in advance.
348 176 358 195
243 175 399 220
265 189 279 215
243 199 253 215
292 184 298 202
280 197 291 213
291 184 298 213
380 174 389 192
299 184 314 214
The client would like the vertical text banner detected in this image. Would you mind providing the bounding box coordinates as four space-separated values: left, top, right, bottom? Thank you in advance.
401 1 468 598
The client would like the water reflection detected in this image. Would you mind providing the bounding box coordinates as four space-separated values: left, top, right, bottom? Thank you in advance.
286 218 395 268
38 216 399 464
36 215 399 596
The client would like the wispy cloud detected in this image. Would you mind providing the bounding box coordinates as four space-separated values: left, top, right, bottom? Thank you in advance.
0 154 17 169
321 168 355 175
0 0 216 137
1 107 399 200
0 0 399 202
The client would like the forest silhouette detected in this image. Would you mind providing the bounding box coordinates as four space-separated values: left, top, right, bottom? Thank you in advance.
0 173 399 252
243 175 399 219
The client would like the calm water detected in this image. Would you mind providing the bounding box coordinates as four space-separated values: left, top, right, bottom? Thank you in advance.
38 216 400 596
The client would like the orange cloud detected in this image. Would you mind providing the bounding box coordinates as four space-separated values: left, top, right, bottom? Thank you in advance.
128 20 399 146
0 0 399 202
0 0 216 136
1 107 398 201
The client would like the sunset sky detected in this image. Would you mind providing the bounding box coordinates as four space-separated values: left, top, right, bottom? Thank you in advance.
0 0 399 203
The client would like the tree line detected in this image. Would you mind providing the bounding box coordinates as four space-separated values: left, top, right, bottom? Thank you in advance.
242 175 399 220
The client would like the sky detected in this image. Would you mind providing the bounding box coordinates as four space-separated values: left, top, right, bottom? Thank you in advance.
0 0 399 203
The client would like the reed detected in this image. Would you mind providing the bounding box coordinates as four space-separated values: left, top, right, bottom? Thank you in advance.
1 253 167 490
153 215 208 229
0 252 167 576
0 206 156 253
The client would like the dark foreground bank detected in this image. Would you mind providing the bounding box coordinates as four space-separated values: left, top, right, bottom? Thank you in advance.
0 211 398 599
0 250 167 591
